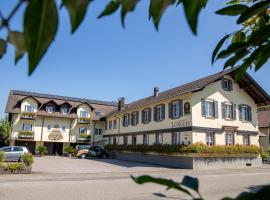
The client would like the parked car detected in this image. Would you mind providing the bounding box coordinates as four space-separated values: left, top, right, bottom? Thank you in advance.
77 145 109 159
0 146 29 162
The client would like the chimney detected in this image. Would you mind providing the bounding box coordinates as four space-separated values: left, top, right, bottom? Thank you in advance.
118 97 125 111
154 87 159 97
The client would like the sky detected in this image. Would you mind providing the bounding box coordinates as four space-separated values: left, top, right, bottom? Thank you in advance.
0 0 269 117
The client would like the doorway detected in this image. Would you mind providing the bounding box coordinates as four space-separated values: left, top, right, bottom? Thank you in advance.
44 142 63 155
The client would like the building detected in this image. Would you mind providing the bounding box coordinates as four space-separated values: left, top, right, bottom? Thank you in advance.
5 90 117 155
258 107 270 152
103 69 270 146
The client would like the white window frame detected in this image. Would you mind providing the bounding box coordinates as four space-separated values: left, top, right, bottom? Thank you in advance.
46 106 54 113
172 132 180 145
172 101 180 119
223 79 230 91
61 107 68 115
23 124 32 131
225 102 233 120
241 105 249 121
226 132 234 146
243 134 250 146
157 105 163 121
80 111 88 117
143 134 148 145
206 132 214 146
25 105 34 113
156 133 163 144
144 109 150 123
205 100 214 118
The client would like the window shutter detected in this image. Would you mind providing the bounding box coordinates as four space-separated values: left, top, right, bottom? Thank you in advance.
153 106 157 122
162 104 165 120
214 101 218 118
248 106 252 122
148 108 152 122
229 80 233 91
179 100 183 117
233 103 237 120
221 102 225 119
128 114 131 125
221 78 225 90
169 102 173 119
105 121 108 130
239 105 242 121
201 99 206 117
136 111 139 125
141 110 145 124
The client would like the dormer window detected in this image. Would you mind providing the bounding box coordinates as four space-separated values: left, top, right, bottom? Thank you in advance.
46 106 54 113
61 107 68 115
25 105 34 113
222 78 233 91
80 111 88 117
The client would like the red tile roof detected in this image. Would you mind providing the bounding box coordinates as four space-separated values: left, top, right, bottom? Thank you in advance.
258 110 270 128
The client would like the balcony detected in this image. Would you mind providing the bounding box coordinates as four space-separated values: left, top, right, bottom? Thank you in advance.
18 131 34 140
77 134 91 142
20 112 36 120
78 117 91 124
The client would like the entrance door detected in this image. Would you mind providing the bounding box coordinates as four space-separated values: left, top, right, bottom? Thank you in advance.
44 142 63 155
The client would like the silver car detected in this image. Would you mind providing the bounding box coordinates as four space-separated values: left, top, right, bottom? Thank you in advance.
0 146 29 162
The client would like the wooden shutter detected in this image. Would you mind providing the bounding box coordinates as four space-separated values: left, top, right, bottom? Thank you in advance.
162 104 165 120
105 121 108 130
248 106 252 122
229 80 233 91
141 110 145 124
136 111 139 125
233 103 237 120
169 102 173 119
239 105 242 121
148 108 152 122
153 106 157 122
221 78 225 90
214 101 218 118
179 100 183 117
201 99 206 117
221 102 225 119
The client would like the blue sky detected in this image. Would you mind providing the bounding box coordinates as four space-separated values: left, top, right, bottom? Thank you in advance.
0 0 269 117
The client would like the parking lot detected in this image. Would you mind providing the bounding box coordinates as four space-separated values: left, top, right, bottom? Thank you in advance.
0 156 270 200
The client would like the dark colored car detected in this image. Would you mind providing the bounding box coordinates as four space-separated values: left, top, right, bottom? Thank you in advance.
78 145 109 159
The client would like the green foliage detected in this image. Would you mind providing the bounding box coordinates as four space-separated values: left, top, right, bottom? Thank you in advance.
24 0 58 75
21 153 34 166
65 146 75 154
0 151 5 162
216 4 248 16
35 146 48 155
0 39 7 58
79 117 91 123
79 133 91 139
6 162 25 172
0 117 11 146
7 31 25 64
132 174 270 200
98 1 120 19
260 152 268 159
105 143 260 156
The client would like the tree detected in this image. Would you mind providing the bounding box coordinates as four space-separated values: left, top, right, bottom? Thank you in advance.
0 117 11 146
0 0 269 77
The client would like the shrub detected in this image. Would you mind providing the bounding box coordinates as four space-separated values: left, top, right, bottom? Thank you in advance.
6 163 25 172
0 151 5 162
21 153 34 166
261 152 269 159
65 146 75 154
35 146 48 155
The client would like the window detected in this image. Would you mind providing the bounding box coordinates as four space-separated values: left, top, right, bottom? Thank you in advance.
226 132 234 146
61 107 68 115
202 99 218 118
172 101 180 119
222 78 233 91
132 135 137 145
243 134 250 146
123 114 129 127
131 112 138 126
95 111 102 117
222 102 234 120
143 134 148 145
184 102 191 115
156 133 163 144
46 106 54 113
157 105 163 121
47 125 51 131
62 126 66 132
95 128 102 135
109 121 112 129
13 147 22 152
155 105 165 122
206 132 215 146
113 137 117 145
108 137 112 144
80 111 88 117
142 109 151 124
79 128 87 134
113 119 117 129
23 124 32 131
172 132 181 145
25 105 34 113
239 105 252 122
1 147 12 152
123 136 128 145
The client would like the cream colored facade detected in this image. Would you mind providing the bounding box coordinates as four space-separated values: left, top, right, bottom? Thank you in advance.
104 75 260 146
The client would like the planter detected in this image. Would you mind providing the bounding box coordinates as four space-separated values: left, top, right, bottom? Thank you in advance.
111 151 262 170
0 165 32 174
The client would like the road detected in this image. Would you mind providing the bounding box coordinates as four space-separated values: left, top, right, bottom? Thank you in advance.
0 156 269 200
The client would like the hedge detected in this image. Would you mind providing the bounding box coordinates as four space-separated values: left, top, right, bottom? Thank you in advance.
105 143 261 156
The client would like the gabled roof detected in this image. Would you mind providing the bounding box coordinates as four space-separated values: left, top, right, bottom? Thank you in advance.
105 68 270 117
258 110 270 128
